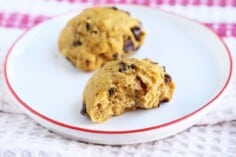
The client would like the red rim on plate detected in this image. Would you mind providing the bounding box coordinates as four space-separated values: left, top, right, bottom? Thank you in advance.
3 5 233 134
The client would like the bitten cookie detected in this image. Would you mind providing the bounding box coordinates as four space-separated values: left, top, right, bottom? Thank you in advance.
82 58 175 123
58 7 146 71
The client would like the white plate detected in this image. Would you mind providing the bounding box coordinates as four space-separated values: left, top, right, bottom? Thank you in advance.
3 5 233 145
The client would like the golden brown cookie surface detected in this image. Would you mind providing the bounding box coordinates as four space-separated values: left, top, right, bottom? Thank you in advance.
82 58 175 123
58 7 146 71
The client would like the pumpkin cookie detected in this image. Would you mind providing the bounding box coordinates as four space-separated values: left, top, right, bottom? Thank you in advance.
58 7 146 71
82 58 175 122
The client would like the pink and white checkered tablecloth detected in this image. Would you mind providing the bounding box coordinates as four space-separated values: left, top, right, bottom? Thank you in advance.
0 0 236 156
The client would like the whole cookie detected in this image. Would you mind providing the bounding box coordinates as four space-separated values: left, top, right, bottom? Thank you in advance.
58 7 146 71
82 58 175 122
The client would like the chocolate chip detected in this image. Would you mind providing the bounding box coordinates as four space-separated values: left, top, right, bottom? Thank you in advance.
118 62 136 72
164 73 172 83
108 87 116 95
118 62 128 72
85 60 90 66
73 40 82 46
139 78 147 91
158 99 169 107
110 6 118 10
119 61 126 66
118 67 128 72
160 98 169 103
130 64 136 69
99 53 106 59
86 22 90 30
96 103 102 109
131 26 143 41
91 30 98 34
109 6 130 15
136 76 147 96
113 53 119 59
123 38 135 53
80 102 87 115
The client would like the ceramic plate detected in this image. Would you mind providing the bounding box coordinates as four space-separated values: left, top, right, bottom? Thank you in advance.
4 5 233 145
